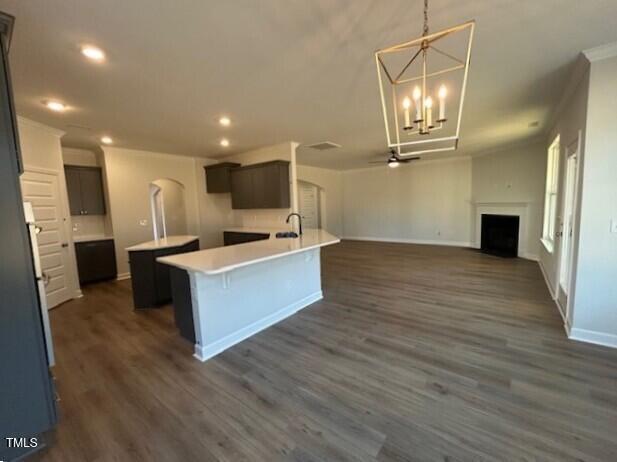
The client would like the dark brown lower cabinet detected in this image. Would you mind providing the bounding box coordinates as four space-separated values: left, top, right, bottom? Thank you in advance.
223 231 270 246
75 239 117 284
169 267 195 342
128 239 199 309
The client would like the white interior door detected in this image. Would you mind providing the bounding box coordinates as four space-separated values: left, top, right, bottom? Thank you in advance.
21 170 73 308
298 182 320 229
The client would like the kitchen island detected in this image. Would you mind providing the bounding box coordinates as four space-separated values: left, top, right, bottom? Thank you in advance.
157 229 339 361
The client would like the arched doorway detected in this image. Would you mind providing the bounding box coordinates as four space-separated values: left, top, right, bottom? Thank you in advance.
149 178 188 239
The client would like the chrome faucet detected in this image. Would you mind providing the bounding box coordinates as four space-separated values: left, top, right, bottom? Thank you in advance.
286 212 303 235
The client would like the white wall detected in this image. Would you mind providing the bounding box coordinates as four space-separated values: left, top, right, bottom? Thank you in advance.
296 165 344 236
342 157 473 246
221 142 299 230
17 117 81 299
102 147 202 278
570 54 617 344
540 64 590 302
61 147 114 239
194 157 235 248
471 142 546 259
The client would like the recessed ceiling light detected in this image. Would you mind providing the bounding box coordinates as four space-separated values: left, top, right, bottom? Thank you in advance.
219 116 231 127
45 100 66 112
81 45 105 62
220 138 230 147
101 136 113 145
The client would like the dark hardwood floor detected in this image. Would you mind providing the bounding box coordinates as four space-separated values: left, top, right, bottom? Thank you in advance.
31 241 617 461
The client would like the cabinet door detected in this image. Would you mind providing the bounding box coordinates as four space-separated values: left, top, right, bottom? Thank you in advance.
64 167 83 215
261 163 290 208
78 168 106 215
230 168 253 209
75 240 117 284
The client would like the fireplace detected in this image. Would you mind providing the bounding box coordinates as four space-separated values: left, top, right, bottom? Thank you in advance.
481 214 519 258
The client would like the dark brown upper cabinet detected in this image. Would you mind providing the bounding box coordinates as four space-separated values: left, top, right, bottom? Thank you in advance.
230 160 290 209
64 165 106 216
204 162 240 193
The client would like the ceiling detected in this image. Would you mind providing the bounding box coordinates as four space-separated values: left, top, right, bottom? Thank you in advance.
1 0 616 169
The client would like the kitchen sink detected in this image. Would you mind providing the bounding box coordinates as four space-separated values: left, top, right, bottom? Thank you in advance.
275 231 299 238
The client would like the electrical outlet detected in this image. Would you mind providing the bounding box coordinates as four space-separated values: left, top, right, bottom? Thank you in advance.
139 219 148 227
611 219 617 234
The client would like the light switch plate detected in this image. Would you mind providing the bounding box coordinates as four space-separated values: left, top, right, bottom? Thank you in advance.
611 219 617 234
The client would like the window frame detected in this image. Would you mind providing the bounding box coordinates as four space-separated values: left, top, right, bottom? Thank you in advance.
541 135 561 253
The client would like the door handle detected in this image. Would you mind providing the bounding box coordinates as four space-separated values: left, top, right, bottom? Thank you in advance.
61 243 68 248
41 272 51 286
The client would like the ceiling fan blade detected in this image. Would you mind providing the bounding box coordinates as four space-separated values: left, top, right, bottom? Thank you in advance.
400 157 421 163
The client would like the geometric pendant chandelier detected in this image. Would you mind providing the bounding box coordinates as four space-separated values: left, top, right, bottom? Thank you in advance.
375 0 475 157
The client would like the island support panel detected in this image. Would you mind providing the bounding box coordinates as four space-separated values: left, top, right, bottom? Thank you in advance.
189 248 322 361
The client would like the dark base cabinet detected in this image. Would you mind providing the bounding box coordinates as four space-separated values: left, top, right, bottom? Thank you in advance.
223 231 269 246
75 239 117 284
169 267 195 342
128 239 199 309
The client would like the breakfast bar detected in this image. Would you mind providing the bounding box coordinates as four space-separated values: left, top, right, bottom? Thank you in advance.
157 229 340 361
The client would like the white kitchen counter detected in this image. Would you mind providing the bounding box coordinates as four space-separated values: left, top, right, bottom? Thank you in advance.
157 229 339 275
156 229 340 362
125 235 199 252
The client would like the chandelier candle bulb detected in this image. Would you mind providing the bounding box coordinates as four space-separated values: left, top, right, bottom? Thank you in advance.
438 85 447 121
402 97 412 129
413 86 423 122
425 97 433 128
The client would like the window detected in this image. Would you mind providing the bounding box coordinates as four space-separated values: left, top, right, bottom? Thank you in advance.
542 135 560 252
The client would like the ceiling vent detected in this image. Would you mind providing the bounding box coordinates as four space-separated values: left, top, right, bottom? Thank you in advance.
305 141 341 151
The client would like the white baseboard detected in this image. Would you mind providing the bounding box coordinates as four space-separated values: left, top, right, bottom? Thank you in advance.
569 327 617 349
536 259 571 337
344 236 538 261
193 291 323 362
538 259 556 300
343 236 472 248
116 272 131 281
521 253 539 262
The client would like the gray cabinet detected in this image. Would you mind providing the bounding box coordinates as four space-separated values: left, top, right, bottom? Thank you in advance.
230 160 290 209
223 231 270 246
64 165 106 215
75 239 117 284
128 239 199 309
204 162 240 193
1 15 57 461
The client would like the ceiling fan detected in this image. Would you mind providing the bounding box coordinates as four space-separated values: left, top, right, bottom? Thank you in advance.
369 149 421 168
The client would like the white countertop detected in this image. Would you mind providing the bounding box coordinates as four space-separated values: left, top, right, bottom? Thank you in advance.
73 235 114 243
157 229 339 275
126 235 199 252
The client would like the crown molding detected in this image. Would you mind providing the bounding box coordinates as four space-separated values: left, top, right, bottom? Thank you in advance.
17 115 65 138
545 53 590 132
583 41 617 62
